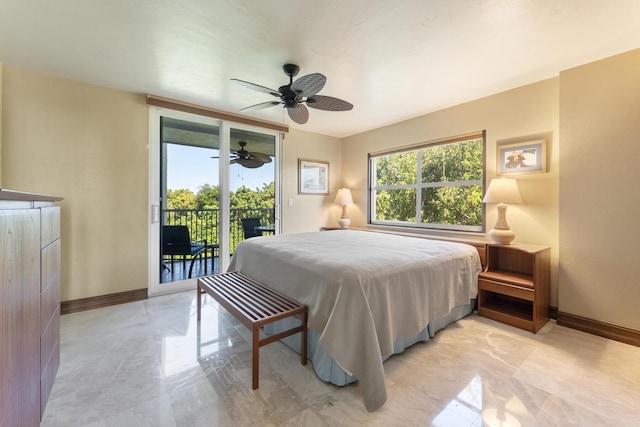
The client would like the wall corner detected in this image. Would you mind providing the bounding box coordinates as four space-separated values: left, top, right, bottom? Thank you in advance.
0 62 3 187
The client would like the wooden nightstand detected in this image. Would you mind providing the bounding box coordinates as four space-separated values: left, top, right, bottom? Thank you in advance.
477 243 550 333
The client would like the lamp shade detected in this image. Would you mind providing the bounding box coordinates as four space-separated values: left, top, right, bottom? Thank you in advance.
335 188 353 205
482 178 522 204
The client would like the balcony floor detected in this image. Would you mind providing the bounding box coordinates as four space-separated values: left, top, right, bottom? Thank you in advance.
161 255 221 283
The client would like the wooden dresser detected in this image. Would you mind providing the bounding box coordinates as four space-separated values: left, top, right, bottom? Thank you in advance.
0 189 63 426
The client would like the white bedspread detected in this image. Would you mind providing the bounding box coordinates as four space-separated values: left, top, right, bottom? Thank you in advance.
227 230 481 411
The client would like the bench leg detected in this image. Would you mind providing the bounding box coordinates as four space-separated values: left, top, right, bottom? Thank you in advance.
301 310 308 366
252 326 259 389
197 281 202 321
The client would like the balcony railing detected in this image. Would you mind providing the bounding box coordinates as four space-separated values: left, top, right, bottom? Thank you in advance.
162 207 275 255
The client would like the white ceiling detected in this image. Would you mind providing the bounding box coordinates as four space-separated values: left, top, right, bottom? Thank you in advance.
1 0 639 138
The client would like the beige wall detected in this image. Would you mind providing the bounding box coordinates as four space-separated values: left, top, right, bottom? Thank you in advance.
0 63 3 185
342 79 561 305
559 49 640 330
280 128 343 233
0 65 341 301
1 66 149 301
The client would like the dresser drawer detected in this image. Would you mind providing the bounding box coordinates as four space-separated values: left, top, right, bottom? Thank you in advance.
41 239 61 292
40 305 60 375
40 206 60 248
40 338 60 417
478 277 534 301
40 274 60 332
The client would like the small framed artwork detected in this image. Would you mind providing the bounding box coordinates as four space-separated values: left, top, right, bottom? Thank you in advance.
497 139 547 175
298 159 329 195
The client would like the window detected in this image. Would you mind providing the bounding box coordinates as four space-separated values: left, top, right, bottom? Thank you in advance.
369 132 485 232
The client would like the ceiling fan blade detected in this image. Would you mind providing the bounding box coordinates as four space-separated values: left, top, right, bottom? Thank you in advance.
306 95 353 111
287 103 309 124
231 79 281 97
236 158 264 168
291 73 326 97
248 152 272 163
240 101 281 112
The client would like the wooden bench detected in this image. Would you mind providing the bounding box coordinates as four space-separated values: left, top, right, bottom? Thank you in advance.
197 271 308 389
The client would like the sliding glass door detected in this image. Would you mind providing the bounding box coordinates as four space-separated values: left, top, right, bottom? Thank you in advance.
160 116 220 285
148 110 280 296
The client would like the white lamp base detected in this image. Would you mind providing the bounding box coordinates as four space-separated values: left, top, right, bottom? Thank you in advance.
488 228 515 245
338 218 351 229
338 203 351 229
488 202 516 244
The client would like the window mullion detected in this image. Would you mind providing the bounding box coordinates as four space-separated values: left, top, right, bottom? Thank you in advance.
415 150 422 223
369 157 376 223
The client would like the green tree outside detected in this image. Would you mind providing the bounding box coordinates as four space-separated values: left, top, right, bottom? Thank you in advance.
165 183 275 252
167 189 196 210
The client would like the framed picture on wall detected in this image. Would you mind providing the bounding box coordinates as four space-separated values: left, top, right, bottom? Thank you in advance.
497 139 547 175
298 159 329 194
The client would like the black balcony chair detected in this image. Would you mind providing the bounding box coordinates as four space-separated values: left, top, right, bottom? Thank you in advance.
242 218 263 239
162 225 208 278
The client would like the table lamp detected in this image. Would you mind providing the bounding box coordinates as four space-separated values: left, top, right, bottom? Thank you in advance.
482 177 522 244
335 188 354 229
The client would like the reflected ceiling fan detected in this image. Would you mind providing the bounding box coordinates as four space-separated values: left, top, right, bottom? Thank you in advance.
213 141 272 169
231 64 353 124
230 141 272 168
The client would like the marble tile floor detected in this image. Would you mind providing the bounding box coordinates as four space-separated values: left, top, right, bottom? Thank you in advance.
41 290 640 427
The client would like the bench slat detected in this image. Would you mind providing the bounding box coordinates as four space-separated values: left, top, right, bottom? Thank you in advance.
215 275 298 318
200 274 302 323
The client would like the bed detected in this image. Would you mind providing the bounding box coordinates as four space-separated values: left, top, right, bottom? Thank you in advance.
226 230 482 411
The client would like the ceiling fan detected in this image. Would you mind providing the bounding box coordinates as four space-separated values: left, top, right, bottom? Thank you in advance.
213 141 272 169
231 64 353 124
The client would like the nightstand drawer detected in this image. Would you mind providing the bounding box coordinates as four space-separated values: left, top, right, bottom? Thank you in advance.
478 277 534 301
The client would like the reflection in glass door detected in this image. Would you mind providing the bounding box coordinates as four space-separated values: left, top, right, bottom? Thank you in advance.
160 116 221 285
228 127 277 255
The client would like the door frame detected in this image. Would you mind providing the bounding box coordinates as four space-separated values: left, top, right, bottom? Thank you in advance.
148 107 282 297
